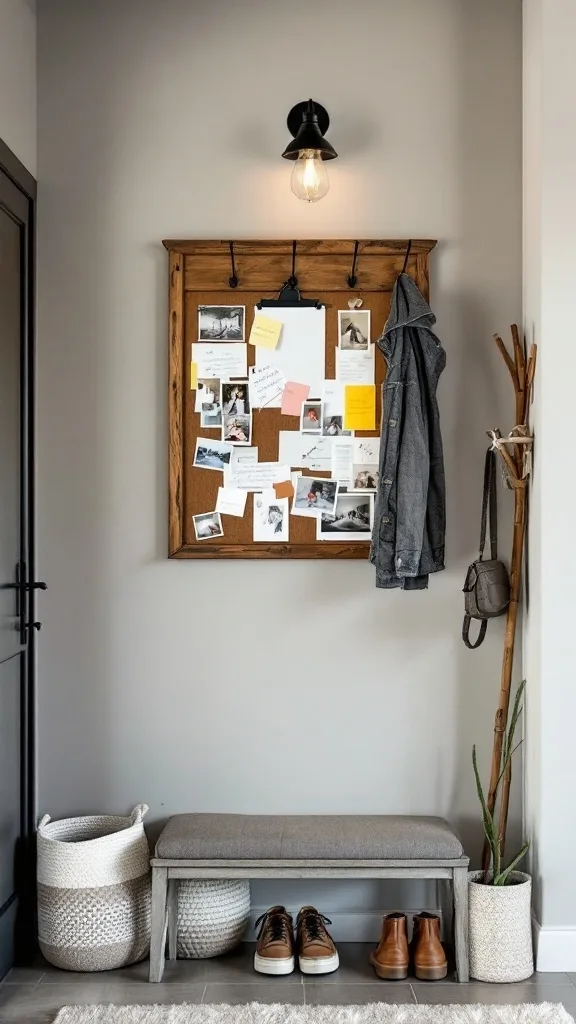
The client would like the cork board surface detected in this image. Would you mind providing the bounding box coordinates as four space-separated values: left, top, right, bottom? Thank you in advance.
166 240 435 559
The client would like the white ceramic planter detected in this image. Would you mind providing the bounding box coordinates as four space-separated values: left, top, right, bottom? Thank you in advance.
468 869 533 982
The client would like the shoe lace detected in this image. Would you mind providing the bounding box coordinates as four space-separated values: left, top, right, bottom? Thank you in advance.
300 909 332 942
255 910 290 942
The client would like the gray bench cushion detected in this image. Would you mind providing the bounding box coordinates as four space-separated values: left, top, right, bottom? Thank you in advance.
155 814 463 860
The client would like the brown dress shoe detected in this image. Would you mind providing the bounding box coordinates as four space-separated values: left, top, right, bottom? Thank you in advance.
296 906 339 974
254 905 295 975
370 912 409 980
412 911 447 980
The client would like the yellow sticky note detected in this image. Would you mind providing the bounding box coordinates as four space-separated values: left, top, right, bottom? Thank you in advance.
249 314 283 350
190 361 198 389
344 385 376 431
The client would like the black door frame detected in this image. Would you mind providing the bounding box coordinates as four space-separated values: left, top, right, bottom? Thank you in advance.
0 137 37 961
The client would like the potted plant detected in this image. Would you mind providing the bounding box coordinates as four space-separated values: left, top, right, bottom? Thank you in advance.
469 680 533 982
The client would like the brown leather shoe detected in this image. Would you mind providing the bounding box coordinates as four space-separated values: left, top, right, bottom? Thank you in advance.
412 911 447 980
254 905 295 975
370 912 409 980
296 906 339 974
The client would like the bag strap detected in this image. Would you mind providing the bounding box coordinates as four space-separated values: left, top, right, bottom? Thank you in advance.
479 447 498 561
462 614 488 649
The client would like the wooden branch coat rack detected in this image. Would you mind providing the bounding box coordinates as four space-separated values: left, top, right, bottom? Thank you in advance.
481 326 537 872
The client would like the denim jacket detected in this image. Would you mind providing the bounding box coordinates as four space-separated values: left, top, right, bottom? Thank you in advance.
370 273 446 589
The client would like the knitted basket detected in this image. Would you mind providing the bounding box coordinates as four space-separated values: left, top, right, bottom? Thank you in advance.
468 869 533 982
37 805 151 972
177 879 250 958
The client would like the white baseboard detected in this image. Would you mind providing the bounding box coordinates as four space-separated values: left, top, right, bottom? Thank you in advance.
246 908 441 944
533 916 576 971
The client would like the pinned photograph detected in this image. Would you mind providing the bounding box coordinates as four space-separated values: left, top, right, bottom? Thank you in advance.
193 511 224 541
253 491 289 543
338 310 371 351
293 476 338 518
351 464 379 491
322 415 353 437
317 494 373 539
301 400 322 434
222 412 252 445
198 305 245 341
193 437 234 472
195 377 220 413
222 380 250 416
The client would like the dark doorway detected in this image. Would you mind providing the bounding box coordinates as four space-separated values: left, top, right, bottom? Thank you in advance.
0 138 38 978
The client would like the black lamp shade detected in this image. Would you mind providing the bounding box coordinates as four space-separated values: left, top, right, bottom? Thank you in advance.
282 99 338 162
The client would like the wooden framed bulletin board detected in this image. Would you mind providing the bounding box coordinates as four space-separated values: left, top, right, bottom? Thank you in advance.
165 238 436 560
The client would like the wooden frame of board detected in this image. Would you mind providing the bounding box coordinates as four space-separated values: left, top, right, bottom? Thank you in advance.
165 238 436 559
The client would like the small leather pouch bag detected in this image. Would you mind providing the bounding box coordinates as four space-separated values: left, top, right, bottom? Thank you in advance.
462 448 510 649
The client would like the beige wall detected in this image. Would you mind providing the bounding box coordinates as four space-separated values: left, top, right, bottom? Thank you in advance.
36 0 522 927
0 0 36 173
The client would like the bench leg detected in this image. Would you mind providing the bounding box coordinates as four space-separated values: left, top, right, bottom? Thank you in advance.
453 866 469 982
149 866 168 982
436 878 454 948
167 879 179 960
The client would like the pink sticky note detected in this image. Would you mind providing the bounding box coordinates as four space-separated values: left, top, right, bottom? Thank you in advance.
281 381 310 416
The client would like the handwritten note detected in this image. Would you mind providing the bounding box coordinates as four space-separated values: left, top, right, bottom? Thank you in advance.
281 381 310 416
224 461 290 492
331 439 354 489
278 432 333 472
249 314 283 350
215 487 248 518
344 385 376 431
192 342 247 380
336 346 375 385
249 364 286 408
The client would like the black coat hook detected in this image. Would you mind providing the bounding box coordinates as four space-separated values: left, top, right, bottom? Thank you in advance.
287 240 298 288
401 239 412 274
347 241 359 288
228 241 239 288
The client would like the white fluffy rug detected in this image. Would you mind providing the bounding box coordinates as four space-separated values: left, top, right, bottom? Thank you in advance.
53 1002 575 1024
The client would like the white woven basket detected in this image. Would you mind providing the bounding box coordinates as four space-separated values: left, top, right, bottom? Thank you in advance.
469 869 534 982
37 805 151 972
177 879 250 958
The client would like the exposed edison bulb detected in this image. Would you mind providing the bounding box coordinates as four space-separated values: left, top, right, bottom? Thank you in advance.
290 149 330 203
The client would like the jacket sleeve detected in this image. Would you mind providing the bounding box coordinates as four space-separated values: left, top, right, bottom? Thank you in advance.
394 368 430 578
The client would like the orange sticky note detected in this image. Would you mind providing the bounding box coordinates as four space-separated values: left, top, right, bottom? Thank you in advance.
281 381 310 416
273 480 295 500
344 384 376 430
190 361 198 390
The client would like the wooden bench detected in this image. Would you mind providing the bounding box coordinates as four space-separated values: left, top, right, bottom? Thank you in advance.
149 813 470 983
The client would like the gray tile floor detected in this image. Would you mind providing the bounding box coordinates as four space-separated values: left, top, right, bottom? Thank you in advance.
1 944 576 1023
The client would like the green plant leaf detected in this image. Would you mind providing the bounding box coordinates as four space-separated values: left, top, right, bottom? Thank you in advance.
503 680 526 768
472 744 498 871
494 841 530 885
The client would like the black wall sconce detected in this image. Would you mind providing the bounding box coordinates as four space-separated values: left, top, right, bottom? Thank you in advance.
282 99 337 203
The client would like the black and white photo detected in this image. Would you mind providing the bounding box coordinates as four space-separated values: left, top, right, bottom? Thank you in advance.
253 492 289 543
322 415 352 437
198 377 222 428
193 511 224 540
301 400 322 434
317 493 373 539
193 437 234 471
221 380 250 416
351 463 379 491
222 412 252 445
293 476 338 518
198 305 245 341
338 310 371 351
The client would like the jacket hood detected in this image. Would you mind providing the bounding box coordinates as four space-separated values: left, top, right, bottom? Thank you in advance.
383 272 436 334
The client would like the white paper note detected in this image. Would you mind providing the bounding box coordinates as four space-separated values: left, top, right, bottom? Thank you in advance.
249 364 286 408
215 487 248 518
254 306 326 407
224 461 290 492
253 490 289 542
336 345 375 385
331 439 355 489
354 437 380 463
231 446 258 468
322 379 345 416
192 343 247 379
278 431 333 472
